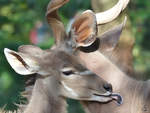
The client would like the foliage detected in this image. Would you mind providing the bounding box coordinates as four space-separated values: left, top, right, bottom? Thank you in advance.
129 0 150 76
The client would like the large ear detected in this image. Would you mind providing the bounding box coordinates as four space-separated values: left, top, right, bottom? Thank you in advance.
4 48 40 75
70 10 97 47
99 17 127 51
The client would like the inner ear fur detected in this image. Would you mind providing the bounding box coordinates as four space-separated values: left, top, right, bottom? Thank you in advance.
78 17 127 53
4 48 39 75
70 10 97 47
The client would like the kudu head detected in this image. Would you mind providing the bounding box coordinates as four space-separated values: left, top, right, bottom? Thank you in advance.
4 0 127 106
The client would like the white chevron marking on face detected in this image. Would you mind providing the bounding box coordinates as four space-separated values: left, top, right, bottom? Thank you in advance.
61 81 78 97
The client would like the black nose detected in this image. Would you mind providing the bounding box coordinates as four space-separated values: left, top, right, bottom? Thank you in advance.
103 83 112 92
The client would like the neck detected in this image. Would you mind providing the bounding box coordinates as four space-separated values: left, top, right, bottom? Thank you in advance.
78 51 131 90
78 51 150 113
24 78 67 113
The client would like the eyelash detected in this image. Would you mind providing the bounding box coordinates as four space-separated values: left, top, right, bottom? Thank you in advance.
62 70 74 76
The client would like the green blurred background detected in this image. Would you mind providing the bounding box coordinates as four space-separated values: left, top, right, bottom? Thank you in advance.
0 0 150 112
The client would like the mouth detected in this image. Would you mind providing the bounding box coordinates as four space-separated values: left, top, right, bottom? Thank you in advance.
92 92 123 105
110 93 123 105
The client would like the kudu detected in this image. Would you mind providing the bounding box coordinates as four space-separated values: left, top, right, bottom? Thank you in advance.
74 3 150 113
43 0 150 113
79 41 150 113
2 0 125 113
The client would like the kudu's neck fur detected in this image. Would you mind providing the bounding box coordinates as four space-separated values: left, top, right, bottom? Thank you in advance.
78 51 150 113
0 76 68 113
24 76 67 113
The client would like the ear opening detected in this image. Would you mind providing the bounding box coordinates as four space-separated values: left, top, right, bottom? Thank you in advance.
4 48 39 75
70 10 97 48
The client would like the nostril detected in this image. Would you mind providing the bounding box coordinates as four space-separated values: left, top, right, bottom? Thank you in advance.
103 83 112 92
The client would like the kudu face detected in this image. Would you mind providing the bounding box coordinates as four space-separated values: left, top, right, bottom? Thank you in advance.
4 0 125 107
4 44 122 103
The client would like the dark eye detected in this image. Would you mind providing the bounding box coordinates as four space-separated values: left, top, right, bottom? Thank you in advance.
62 70 74 76
61 67 76 76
